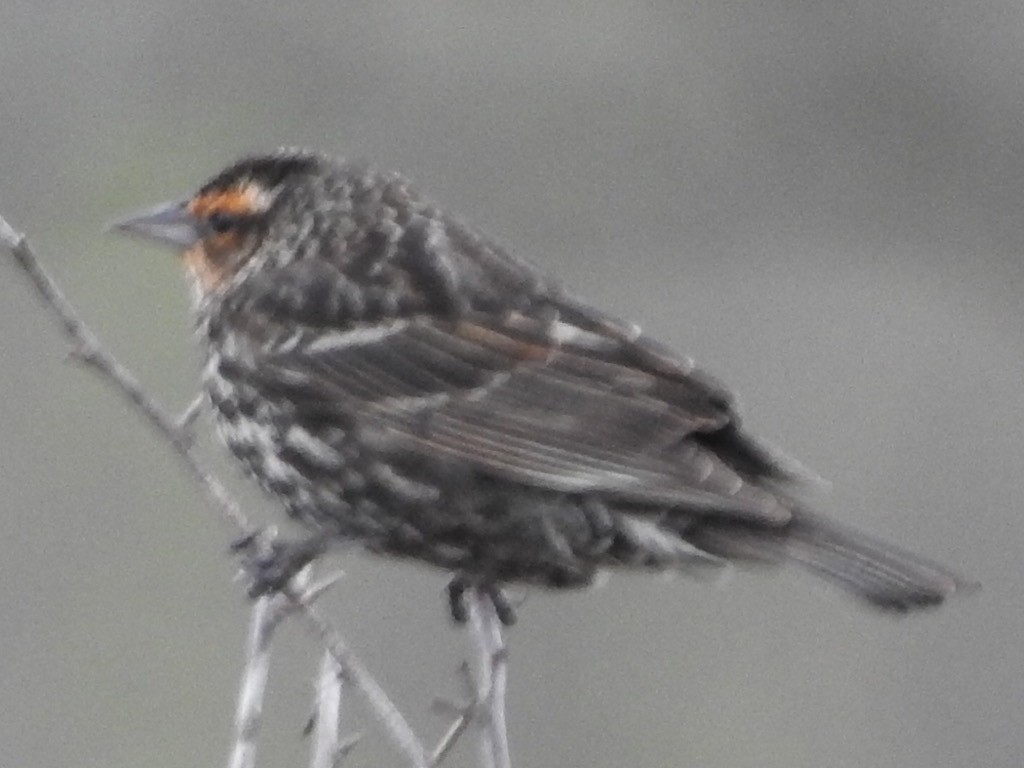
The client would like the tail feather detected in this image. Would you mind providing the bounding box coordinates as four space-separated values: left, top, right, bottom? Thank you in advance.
689 511 973 612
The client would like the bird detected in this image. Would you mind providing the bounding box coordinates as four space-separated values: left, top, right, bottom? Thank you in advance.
111 147 969 622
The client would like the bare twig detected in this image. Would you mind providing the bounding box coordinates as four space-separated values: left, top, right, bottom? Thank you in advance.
291 598 427 766
0 219 250 533
428 664 478 767
300 570 348 606
0 214 429 768
429 707 476 767
229 566 316 768
310 649 346 768
228 594 283 768
466 590 511 768
176 393 207 439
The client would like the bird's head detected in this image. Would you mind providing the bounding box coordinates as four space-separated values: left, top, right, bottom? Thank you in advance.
110 149 328 295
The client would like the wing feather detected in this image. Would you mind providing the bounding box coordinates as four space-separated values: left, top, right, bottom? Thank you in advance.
245 309 789 524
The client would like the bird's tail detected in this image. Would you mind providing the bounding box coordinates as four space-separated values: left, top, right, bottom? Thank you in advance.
688 510 973 612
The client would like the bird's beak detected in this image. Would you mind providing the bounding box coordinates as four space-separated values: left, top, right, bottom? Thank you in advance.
108 200 202 249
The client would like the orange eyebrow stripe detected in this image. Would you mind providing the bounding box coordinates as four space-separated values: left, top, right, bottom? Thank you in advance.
188 186 262 217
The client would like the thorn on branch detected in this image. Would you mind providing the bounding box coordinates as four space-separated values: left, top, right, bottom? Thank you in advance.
174 394 205 446
66 341 99 365
300 571 347 606
431 662 476 719
427 649 506 767
331 734 362 767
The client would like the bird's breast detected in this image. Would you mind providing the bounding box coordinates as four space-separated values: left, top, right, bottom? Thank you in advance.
200 346 367 521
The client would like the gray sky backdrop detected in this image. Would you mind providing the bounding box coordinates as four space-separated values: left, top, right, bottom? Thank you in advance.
0 2 1020 767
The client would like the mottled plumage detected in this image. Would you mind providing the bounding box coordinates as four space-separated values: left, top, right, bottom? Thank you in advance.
112 148 969 615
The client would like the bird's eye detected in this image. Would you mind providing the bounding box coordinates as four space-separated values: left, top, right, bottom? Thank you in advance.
207 211 241 235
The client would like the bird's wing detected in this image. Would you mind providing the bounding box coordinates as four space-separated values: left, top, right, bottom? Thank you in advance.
243 298 791 524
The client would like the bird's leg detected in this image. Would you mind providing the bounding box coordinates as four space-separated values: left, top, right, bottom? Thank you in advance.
484 585 518 627
447 575 518 626
446 575 471 624
231 528 331 598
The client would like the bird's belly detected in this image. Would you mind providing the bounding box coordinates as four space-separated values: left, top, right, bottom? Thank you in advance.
200 354 687 587
202 358 352 522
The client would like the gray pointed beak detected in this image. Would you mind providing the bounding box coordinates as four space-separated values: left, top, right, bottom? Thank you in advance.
108 200 202 249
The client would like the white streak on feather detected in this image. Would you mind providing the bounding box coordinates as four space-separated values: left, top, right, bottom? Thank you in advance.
305 320 410 353
285 425 344 470
367 463 441 504
263 453 301 483
549 320 614 349
618 516 726 567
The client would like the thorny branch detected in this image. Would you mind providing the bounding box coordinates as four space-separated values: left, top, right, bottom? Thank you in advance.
467 590 511 768
309 646 357 768
228 593 281 768
429 623 508 768
230 566 347 768
1 214 509 768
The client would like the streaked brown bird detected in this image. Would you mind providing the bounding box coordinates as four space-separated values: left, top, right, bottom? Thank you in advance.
112 148 969 621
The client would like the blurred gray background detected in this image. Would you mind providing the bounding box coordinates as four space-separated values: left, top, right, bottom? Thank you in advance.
0 2 1019 767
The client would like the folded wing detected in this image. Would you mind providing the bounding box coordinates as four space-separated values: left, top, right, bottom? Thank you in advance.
247 304 791 524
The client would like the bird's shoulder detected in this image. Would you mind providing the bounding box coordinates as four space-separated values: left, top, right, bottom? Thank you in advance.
213 195 742 435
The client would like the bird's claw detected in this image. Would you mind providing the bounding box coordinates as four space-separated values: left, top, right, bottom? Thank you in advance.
446 577 518 626
232 530 328 598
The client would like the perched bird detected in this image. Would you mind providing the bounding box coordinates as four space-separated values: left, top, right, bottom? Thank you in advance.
112 148 968 620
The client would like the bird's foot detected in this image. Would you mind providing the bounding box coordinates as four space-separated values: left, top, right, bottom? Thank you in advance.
446 576 518 626
447 575 471 623
231 528 329 598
